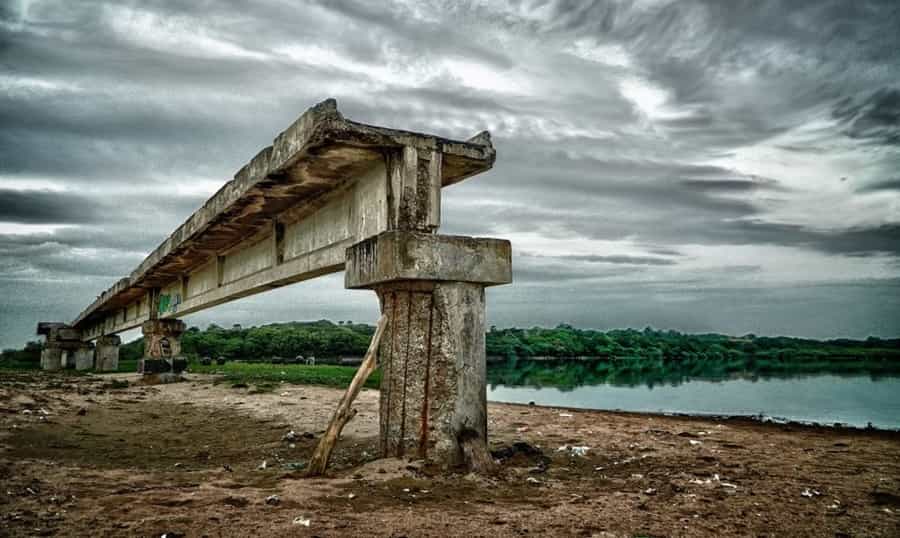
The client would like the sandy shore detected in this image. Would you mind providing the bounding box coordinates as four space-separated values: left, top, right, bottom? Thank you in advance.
1 371 898 537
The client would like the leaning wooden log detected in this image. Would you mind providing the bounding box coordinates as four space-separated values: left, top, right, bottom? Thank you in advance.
306 315 388 476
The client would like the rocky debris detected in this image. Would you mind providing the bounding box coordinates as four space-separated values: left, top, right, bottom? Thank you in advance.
557 445 590 457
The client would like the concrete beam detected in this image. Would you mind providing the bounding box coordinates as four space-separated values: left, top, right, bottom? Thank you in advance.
69 98 495 338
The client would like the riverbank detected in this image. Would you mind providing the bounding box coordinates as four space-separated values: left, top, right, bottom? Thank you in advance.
2 371 899 537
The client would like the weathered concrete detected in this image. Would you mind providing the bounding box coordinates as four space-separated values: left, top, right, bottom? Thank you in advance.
345 231 512 289
36 323 85 371
37 98 513 470
40 346 63 371
372 281 490 465
140 319 187 374
66 99 495 341
346 230 511 465
95 335 120 372
73 345 94 371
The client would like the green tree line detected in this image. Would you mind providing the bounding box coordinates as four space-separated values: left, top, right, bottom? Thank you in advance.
4 320 899 367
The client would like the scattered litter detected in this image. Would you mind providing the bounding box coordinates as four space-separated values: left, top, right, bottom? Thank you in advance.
292 516 311 527
258 460 267 470
689 440 702 446
689 474 737 489
38 408 50 415
288 443 296 449
516 426 529 433
280 392 290 397
222 464 233 473
526 477 541 484
282 430 299 442
173 463 183 468
76 408 87 416
557 445 590 457
559 413 573 418
801 488 822 498
403 488 410 493
348 493 356 500
265 495 280 506
20 409 32 415
644 488 657 495
282 461 307 471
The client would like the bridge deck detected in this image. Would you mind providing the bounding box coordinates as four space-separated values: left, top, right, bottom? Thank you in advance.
71 99 494 334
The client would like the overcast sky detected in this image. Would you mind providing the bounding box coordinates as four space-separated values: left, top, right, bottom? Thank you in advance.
1 0 899 348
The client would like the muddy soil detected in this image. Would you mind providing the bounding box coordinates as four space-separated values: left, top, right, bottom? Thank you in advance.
1 371 899 537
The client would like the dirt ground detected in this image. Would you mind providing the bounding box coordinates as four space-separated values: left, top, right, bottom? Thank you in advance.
1 371 898 537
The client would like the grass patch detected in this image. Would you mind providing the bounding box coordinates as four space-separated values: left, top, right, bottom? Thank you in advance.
189 361 381 389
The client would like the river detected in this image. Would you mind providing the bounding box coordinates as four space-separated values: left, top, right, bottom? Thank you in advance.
487 373 900 429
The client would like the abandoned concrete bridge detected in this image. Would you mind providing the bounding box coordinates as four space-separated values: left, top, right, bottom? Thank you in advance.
37 99 511 464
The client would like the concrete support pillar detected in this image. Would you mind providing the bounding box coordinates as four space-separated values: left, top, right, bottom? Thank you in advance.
140 319 186 374
73 344 95 371
346 230 511 467
40 345 63 371
374 280 488 463
95 335 121 372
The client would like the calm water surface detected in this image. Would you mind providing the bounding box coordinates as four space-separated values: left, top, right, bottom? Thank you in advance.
487 374 900 429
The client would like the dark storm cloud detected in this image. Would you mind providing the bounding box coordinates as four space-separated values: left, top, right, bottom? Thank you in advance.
1 0 898 348
857 178 900 193
0 189 205 228
521 252 678 266
0 189 99 224
833 88 900 146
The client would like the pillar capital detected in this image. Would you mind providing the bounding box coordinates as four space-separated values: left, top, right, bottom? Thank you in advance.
345 231 511 289
96 334 121 346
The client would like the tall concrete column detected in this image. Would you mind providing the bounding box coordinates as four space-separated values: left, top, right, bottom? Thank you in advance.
73 344 95 371
95 335 121 372
40 345 63 371
346 231 511 466
140 319 187 374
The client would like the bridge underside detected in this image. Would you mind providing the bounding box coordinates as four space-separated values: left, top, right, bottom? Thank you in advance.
37 98 512 467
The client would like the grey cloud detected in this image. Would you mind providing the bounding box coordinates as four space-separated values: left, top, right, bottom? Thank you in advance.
521 252 678 266
833 88 900 145
0 0 898 348
0 189 99 224
857 178 900 193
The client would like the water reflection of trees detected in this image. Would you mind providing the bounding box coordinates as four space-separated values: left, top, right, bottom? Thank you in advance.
486 357 900 391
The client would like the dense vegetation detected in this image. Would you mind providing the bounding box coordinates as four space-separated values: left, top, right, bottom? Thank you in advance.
5 321 900 380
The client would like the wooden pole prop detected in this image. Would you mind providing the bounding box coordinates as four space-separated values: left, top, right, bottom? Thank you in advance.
306 315 388 476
